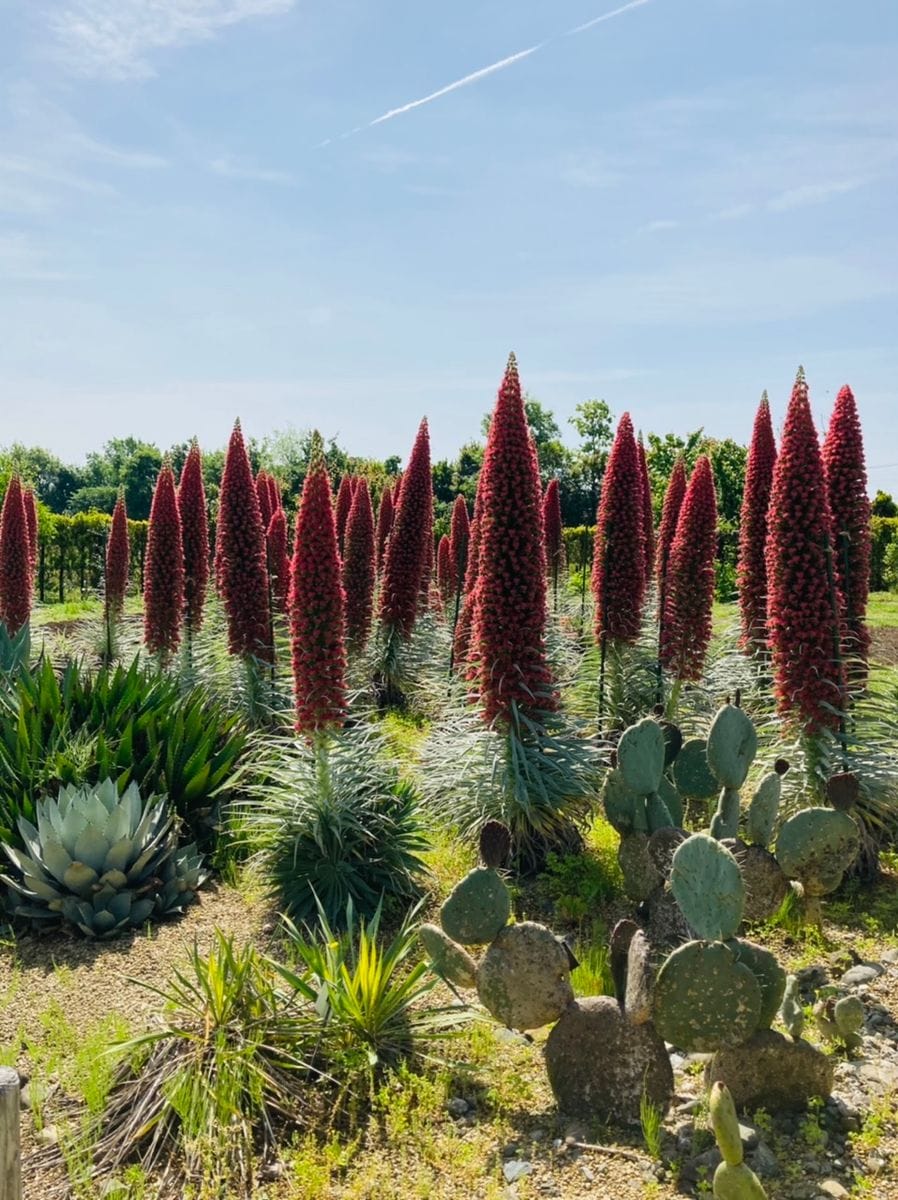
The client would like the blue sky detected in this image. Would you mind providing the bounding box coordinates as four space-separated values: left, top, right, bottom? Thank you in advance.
1 0 897 492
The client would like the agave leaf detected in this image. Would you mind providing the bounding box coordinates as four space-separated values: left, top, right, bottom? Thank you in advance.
105 835 135 873
37 834 74 885
98 868 129 890
72 826 112 872
63 861 100 894
18 872 63 902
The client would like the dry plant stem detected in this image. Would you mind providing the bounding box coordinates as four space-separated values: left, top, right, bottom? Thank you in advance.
566 1139 645 1163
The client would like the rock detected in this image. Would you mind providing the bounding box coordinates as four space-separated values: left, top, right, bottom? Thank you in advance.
840 964 883 988
817 1182 850 1199
706 1029 834 1110
838 1058 898 1097
749 1141 780 1178
545 996 673 1122
502 1160 532 1183
618 832 662 901
881 948 898 964
796 965 829 991
645 885 693 951
446 1097 469 1116
739 1122 760 1151
680 1147 722 1184
35 1124 59 1147
478 922 573 1030
624 929 654 1024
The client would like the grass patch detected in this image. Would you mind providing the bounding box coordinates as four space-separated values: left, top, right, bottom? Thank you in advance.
865 592 898 629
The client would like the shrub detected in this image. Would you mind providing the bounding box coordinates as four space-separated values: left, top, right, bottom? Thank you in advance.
240 728 428 926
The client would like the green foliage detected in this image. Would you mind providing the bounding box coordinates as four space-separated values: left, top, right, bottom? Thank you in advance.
544 846 622 923
2 779 207 937
871 516 898 589
0 657 247 845
240 728 429 927
570 920 616 996
641 1089 665 1160
277 900 465 1085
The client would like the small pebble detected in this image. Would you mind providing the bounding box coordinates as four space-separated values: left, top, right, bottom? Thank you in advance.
503 1160 532 1183
446 1097 468 1116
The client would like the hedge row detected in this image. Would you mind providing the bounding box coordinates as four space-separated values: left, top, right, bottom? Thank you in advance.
35 514 149 604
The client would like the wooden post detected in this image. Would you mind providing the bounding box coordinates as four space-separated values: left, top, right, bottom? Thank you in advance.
0 1067 22 1200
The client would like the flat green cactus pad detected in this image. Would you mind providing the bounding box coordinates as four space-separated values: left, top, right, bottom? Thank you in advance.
653 941 762 1052
658 774 684 828
707 704 757 790
670 834 745 941
419 924 479 989
602 769 638 835
440 867 511 945
727 938 786 1030
617 718 666 796
673 738 718 800
713 1160 769 1199
775 808 860 893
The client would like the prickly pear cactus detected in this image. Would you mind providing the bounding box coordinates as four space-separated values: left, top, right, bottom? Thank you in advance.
419 924 479 989
779 974 804 1041
618 832 662 901
745 762 788 849
658 774 684 828
673 737 718 801
653 941 762 1052
775 808 861 898
710 1081 769 1199
707 700 758 790
440 867 511 945
602 768 639 836
617 717 666 795
477 922 573 1030
479 820 511 869
826 771 860 812
670 834 745 941
726 939 786 1030
834 995 865 1051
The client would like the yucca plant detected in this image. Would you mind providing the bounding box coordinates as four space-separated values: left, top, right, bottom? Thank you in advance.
239 727 428 926
1 779 207 937
276 899 465 1087
58 931 318 1195
0 657 248 845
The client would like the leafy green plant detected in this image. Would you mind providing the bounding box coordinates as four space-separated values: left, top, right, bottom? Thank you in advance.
239 728 428 926
640 1087 665 1159
544 848 621 922
0 657 247 844
570 924 615 997
276 899 466 1089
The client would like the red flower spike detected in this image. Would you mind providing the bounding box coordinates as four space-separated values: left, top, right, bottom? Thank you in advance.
334 475 353 556
143 461 184 658
453 511 481 669
637 436 655 584
290 446 347 734
216 420 273 662
23 488 38 575
437 534 455 604
470 353 557 723
737 393 777 653
766 371 845 732
267 507 291 613
179 439 210 634
105 492 130 617
342 476 376 652
660 455 718 682
655 456 687 588
375 483 394 573
266 474 281 520
592 413 646 644
256 470 274 532
378 419 432 640
0 477 34 634
449 494 471 587
823 384 871 673
542 479 562 576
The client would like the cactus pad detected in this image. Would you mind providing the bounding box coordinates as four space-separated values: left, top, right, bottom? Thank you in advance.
419 924 479 989
610 917 639 1002
648 826 688 880
834 995 865 1050
709 1080 744 1167
653 941 762 1052
726 939 786 1030
745 771 782 849
479 820 511 869
670 834 745 941
775 808 860 895
673 738 719 800
707 703 757 789
658 774 684 828
826 771 860 812
477 921 573 1030
617 717 666 795
618 832 662 902
659 719 684 767
624 928 654 1025
723 840 790 925
440 867 511 945
712 1161 769 1200
602 769 638 836
779 974 804 1041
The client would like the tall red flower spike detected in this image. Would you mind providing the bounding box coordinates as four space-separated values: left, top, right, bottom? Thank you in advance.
449 494 471 588
660 455 718 682
379 419 432 639
375 483 394 572
256 470 274 533
267 506 291 613
0 477 34 634
23 488 38 575
216 420 272 662
290 441 347 734
823 384 871 673
637 436 655 584
266 474 281 520
437 534 454 604
179 439 210 634
766 370 845 732
542 479 563 578
143 460 184 658
737 392 777 653
453 511 481 669
334 475 353 555
105 492 130 617
655 455 687 588
342 476 376 652
471 353 556 723
592 413 646 644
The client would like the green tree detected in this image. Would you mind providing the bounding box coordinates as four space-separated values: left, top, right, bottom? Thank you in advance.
568 399 613 523
122 446 163 520
872 490 897 518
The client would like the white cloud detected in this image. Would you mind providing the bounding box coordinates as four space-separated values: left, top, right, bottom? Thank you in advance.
767 179 865 212
45 0 295 80
639 218 679 233
208 155 297 185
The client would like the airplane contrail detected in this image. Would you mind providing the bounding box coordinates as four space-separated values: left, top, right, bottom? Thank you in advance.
323 0 656 143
